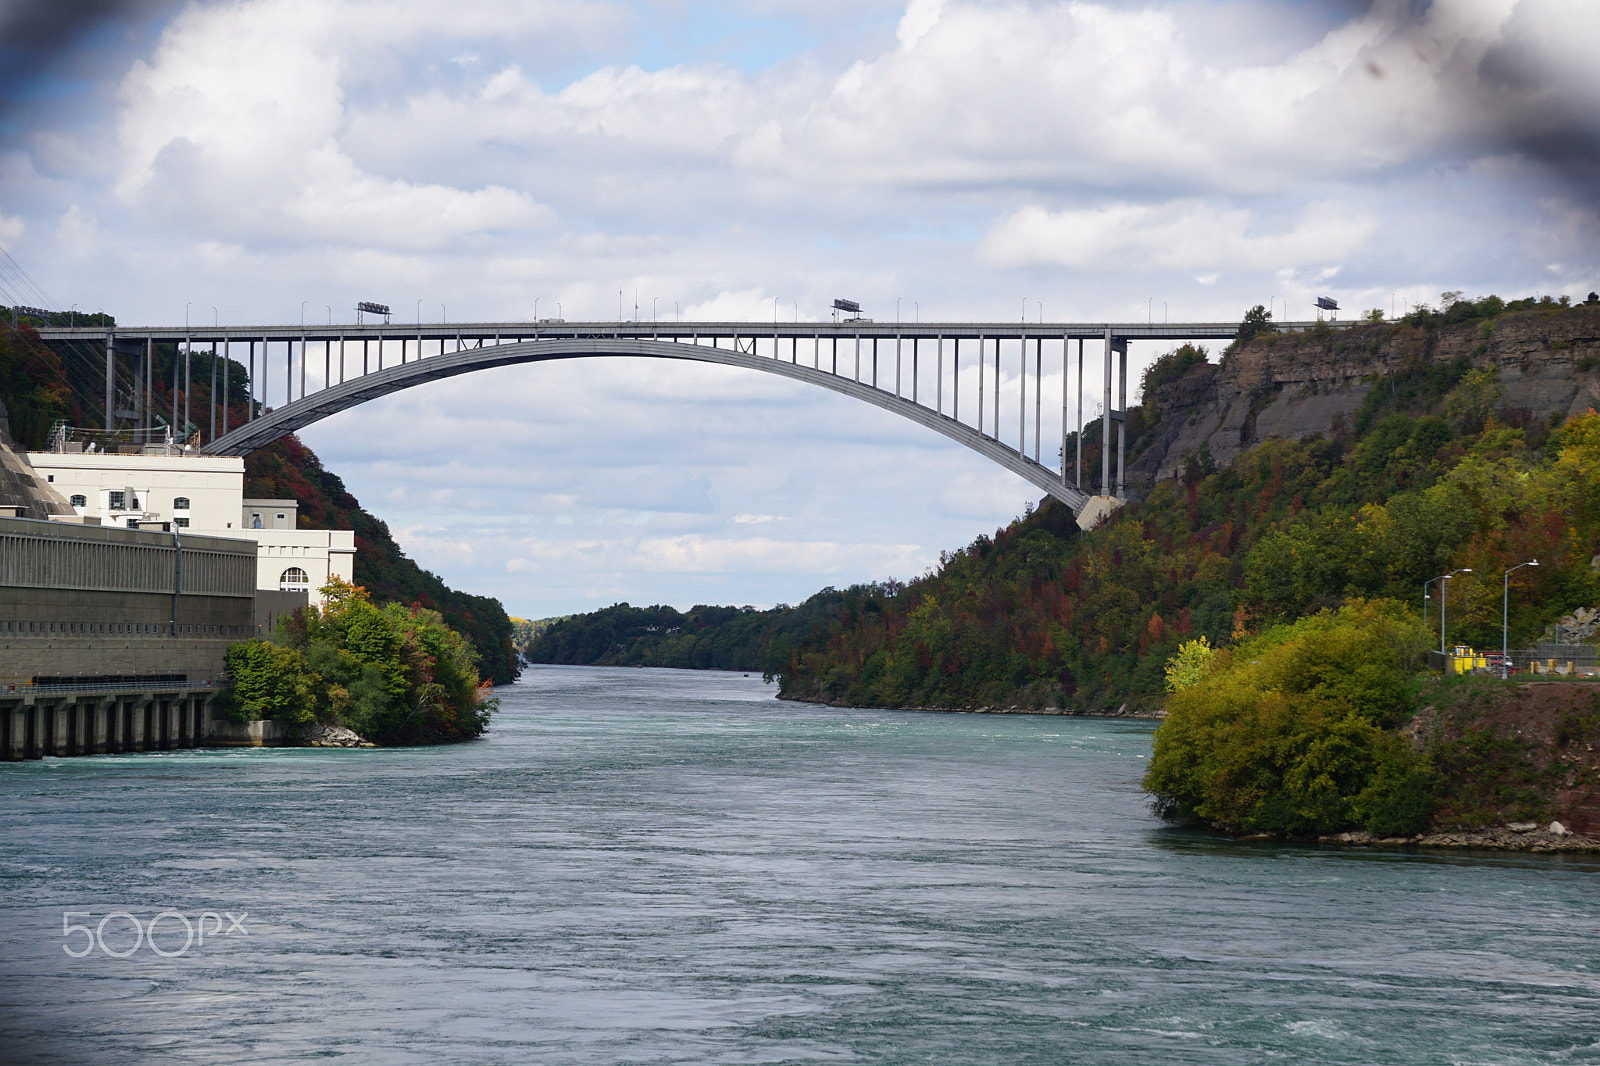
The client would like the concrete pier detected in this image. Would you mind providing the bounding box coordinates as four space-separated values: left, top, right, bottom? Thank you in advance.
0 681 235 759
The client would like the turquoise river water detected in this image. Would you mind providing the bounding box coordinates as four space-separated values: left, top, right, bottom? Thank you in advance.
1 665 1598 1064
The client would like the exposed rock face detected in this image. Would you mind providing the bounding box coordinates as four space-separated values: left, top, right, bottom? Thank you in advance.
0 399 73 519
299 723 378 748
1130 307 1600 487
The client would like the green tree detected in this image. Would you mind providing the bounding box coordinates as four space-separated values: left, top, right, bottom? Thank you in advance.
1164 636 1215 692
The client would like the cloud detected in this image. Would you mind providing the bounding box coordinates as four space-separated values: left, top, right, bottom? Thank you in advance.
0 212 25 246
110 0 558 248
982 200 1376 273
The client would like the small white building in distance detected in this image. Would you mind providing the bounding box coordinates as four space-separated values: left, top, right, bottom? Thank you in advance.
27 446 356 605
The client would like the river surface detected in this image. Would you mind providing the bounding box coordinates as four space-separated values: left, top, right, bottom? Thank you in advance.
2 665 1598 1064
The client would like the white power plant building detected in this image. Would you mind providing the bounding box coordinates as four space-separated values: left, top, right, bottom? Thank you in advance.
27 445 355 606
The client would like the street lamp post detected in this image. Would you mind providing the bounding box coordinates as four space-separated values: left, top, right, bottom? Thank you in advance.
1437 568 1472 654
1503 560 1539 677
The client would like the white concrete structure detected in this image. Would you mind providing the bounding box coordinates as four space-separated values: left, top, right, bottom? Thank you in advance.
27 451 355 605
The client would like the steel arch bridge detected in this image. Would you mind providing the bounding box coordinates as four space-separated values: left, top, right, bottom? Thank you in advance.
38 318 1262 515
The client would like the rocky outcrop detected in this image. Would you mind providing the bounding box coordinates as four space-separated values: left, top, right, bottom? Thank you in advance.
1130 307 1600 487
1404 680 1600 836
298 723 378 748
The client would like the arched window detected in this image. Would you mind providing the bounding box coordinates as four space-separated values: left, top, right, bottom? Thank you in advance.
69 494 86 508
279 567 310 592
173 497 191 510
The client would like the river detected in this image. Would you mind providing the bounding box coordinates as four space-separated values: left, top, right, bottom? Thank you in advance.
1 665 1597 1064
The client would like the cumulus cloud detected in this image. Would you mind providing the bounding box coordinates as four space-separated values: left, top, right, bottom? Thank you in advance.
111 0 558 247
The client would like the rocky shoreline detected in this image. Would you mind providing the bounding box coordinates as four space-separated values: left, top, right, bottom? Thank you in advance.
296 723 378 748
1309 821 1600 853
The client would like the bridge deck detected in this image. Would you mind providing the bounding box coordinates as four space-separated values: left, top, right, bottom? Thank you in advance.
35 318 1346 344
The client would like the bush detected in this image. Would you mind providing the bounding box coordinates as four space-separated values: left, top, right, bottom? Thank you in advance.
1143 599 1435 836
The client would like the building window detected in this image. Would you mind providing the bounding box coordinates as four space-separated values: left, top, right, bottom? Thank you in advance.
251 513 262 528
173 497 191 510
108 490 126 510
174 517 190 528
280 567 310 592
69 495 86 508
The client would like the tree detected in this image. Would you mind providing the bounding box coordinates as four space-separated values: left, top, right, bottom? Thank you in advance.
1233 304 1276 349
222 578 495 744
1143 600 1434 836
1164 636 1215 692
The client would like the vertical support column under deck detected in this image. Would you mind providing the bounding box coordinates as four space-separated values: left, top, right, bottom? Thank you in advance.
1117 341 1128 499
174 338 184 435
221 343 229 437
1101 330 1113 496
300 335 307 399
1019 334 1027 459
1061 339 1070 485
977 336 984 437
210 341 219 442
993 337 1001 442
145 338 154 434
1034 337 1042 464
104 330 116 432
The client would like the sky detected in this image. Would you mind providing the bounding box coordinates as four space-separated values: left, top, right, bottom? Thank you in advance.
2 0 1599 619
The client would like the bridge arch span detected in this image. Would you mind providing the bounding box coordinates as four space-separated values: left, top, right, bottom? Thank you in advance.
201 336 1092 511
